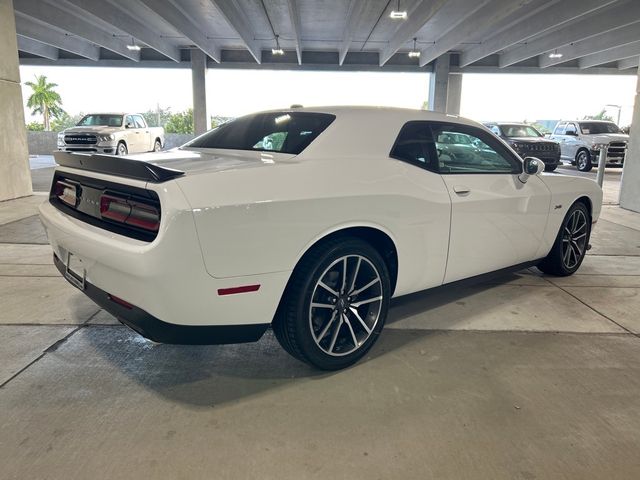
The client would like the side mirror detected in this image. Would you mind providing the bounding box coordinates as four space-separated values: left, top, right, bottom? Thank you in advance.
126 122 133 129
519 157 545 183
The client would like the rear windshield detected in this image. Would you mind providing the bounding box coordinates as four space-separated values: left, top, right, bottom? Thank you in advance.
77 114 123 127
186 112 336 154
579 122 620 134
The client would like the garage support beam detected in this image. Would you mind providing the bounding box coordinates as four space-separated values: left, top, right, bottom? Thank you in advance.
0 0 32 201
428 54 460 114
191 50 209 136
620 63 640 213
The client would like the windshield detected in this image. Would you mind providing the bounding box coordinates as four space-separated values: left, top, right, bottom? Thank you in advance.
579 122 621 134
186 112 336 154
77 114 123 127
500 125 542 138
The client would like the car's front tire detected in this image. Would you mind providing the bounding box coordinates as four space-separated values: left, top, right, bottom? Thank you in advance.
544 164 557 172
538 201 591 276
273 237 390 370
575 150 592 172
116 141 128 156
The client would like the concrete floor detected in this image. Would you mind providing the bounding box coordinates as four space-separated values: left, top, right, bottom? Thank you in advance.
1 170 639 479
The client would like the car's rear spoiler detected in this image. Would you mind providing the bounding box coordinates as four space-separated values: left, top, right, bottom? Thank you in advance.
54 152 184 183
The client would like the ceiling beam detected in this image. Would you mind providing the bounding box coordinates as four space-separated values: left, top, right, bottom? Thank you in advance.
460 0 615 67
137 0 221 62
418 0 533 67
14 14 100 61
16 35 59 60
379 0 450 66
579 41 640 69
286 0 303 65
64 0 181 62
338 0 366 66
618 56 640 70
211 0 261 64
14 0 140 61
540 22 640 68
499 0 640 67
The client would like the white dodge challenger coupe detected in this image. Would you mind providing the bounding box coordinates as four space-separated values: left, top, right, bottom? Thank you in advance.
40 107 602 370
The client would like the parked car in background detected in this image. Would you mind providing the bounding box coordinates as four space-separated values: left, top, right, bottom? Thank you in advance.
485 122 561 171
57 113 164 156
41 107 602 370
549 120 628 172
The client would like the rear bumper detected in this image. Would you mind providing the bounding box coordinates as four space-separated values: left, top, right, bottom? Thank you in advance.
53 253 268 344
40 179 291 332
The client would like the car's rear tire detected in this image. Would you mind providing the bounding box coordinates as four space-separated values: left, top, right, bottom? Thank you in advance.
273 237 390 370
116 141 128 156
537 202 591 276
153 139 162 152
544 164 557 172
575 150 592 172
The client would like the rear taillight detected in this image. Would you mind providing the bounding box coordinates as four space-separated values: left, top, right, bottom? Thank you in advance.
54 180 79 207
100 194 160 232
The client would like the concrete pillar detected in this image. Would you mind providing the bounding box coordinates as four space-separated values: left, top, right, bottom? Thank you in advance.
428 54 462 115
620 63 640 212
0 0 32 201
191 49 208 136
428 54 450 113
446 73 462 115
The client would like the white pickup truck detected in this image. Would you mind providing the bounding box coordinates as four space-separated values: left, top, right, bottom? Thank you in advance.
57 113 165 156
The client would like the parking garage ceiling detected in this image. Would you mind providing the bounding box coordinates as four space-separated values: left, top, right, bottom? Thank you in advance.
12 0 640 73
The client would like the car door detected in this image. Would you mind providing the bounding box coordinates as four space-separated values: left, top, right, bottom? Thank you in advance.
123 114 142 152
563 122 580 160
429 122 551 283
133 115 151 151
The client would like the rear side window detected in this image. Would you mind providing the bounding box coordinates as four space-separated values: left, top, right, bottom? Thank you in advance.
187 112 336 155
389 122 436 171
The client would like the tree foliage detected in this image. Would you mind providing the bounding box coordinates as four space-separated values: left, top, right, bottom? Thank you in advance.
583 109 614 122
26 121 44 131
164 108 194 134
25 75 64 131
51 111 84 132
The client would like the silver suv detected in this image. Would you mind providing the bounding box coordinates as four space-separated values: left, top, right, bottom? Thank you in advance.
549 120 628 172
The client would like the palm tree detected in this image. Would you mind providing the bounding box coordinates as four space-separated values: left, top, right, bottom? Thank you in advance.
25 75 63 131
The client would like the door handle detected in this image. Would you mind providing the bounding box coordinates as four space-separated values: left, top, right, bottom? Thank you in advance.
453 185 471 195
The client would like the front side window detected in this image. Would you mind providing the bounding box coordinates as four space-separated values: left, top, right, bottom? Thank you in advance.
490 125 502 136
554 122 566 135
77 114 123 127
125 115 135 128
187 112 335 154
565 123 578 135
432 123 521 174
579 122 620 134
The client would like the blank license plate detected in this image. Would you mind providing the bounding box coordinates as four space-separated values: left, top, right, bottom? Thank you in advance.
64 252 86 290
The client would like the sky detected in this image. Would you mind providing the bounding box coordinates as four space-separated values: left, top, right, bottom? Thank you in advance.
19 65 637 127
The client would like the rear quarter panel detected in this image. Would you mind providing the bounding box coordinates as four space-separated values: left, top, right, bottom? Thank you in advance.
175 156 452 297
